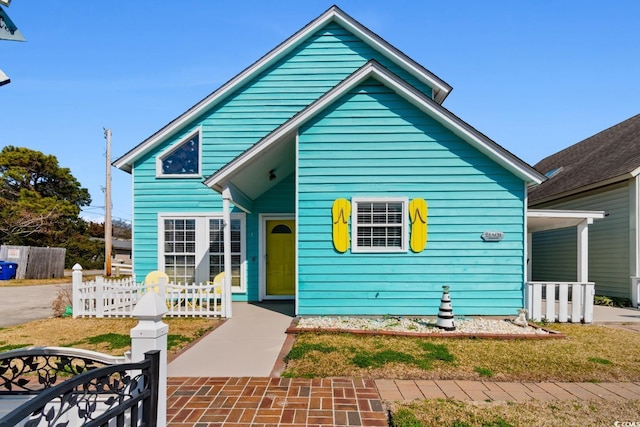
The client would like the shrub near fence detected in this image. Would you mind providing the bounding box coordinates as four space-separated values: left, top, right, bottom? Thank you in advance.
72 264 225 318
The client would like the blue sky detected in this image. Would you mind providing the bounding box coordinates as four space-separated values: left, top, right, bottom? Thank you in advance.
2 1 639 223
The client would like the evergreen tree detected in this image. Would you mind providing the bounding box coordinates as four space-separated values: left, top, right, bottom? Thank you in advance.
0 146 98 266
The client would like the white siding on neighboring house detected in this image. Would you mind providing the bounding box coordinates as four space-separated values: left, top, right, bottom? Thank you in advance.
532 181 631 298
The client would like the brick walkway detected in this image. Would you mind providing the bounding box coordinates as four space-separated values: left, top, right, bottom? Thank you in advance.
375 379 640 402
167 377 389 426
167 377 640 426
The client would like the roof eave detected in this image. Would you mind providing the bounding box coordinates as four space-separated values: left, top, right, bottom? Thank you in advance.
527 209 606 220
206 60 543 192
113 5 453 172
529 172 634 206
330 7 452 102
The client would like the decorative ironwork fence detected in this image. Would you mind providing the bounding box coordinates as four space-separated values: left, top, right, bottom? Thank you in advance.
0 347 160 427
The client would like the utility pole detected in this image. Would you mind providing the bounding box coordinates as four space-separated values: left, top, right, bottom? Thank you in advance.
104 128 112 276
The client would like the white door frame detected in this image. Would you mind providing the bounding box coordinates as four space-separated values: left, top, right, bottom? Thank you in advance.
259 213 296 301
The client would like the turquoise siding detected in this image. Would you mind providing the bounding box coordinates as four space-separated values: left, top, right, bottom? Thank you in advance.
297 79 525 316
132 21 436 290
129 18 529 314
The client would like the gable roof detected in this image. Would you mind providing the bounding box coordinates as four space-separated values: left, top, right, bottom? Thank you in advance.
529 113 640 204
204 60 545 206
113 5 453 173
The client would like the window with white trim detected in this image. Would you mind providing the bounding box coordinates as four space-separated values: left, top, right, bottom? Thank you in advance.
352 197 408 253
209 218 243 289
157 129 201 177
159 213 246 292
163 219 196 284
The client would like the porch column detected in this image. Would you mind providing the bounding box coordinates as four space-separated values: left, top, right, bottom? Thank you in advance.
631 175 640 307
526 232 533 316
526 232 533 282
577 218 595 323
577 219 591 282
222 187 233 318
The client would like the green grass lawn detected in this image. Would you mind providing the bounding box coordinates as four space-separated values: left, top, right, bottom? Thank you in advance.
284 324 640 426
283 324 640 382
0 317 222 357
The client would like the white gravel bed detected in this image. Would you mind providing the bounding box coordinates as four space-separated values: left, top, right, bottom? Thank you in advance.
295 316 550 335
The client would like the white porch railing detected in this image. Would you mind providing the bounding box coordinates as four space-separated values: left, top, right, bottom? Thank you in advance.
526 281 595 323
72 265 225 318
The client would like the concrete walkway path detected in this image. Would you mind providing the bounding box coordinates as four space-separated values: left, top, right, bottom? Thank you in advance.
593 304 640 323
375 379 640 402
168 302 294 377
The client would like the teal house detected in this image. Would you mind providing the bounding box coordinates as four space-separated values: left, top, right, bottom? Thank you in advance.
114 6 546 317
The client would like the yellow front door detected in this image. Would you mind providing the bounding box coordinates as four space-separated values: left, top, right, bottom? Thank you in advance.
266 219 295 296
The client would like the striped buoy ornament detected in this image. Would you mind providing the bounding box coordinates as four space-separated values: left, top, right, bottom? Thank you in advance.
435 285 455 331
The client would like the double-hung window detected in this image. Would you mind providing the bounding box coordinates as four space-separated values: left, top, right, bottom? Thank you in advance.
163 219 196 284
159 213 246 291
352 197 408 253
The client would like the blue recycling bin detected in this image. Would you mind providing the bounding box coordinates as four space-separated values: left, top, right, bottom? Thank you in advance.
0 261 17 280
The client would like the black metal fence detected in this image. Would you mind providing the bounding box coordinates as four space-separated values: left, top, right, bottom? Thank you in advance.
0 347 159 426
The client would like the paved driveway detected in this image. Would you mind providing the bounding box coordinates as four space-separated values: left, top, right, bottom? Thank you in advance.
0 284 63 327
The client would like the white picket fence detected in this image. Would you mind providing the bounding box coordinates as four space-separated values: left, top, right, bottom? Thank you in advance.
112 262 133 276
72 266 225 318
526 281 595 323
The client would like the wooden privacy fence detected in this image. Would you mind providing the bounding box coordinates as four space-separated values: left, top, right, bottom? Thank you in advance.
526 281 595 323
72 265 225 318
0 245 65 279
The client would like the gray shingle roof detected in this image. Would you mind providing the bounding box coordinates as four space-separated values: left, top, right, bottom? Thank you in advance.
528 113 640 204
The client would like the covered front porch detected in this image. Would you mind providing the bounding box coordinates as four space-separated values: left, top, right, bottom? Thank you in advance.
526 209 605 323
206 131 297 318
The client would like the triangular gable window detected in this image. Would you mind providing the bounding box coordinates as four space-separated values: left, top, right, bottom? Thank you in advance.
157 129 201 177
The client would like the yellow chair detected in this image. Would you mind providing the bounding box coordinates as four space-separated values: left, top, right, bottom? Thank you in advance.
211 272 225 298
202 272 224 311
144 271 169 293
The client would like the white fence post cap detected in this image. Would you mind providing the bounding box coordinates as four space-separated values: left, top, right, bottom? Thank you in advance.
72 263 83 271
132 291 168 319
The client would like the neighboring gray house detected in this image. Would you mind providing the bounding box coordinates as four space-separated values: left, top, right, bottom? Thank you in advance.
529 114 640 306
